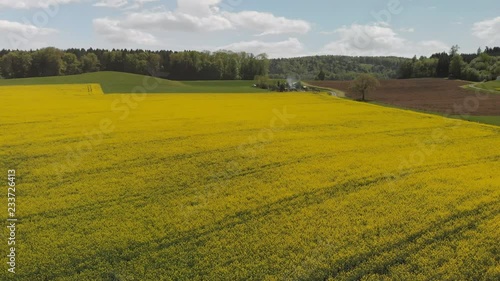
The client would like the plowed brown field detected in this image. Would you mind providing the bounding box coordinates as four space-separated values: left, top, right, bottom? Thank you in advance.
309 78 500 116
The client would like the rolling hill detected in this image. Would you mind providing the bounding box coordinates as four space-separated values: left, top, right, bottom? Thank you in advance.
0 72 267 94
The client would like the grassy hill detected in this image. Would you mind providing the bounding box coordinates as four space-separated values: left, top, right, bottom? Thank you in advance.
0 71 267 93
456 115 500 126
474 80 500 93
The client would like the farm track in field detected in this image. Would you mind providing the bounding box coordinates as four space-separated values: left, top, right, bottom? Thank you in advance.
328 201 499 280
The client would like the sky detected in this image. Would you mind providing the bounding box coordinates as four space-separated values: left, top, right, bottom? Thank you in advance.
0 0 499 58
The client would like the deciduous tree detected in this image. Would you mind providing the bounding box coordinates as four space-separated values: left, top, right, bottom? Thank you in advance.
349 74 380 101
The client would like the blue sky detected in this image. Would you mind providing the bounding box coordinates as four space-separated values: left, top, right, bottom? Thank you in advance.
0 0 499 58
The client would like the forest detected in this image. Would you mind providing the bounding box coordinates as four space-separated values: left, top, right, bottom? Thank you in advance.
270 56 408 80
0 46 499 82
0 48 269 80
398 46 500 81
270 46 500 82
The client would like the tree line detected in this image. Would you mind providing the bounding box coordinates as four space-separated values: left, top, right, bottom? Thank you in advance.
398 46 500 81
1 46 499 82
269 46 500 82
0 47 269 80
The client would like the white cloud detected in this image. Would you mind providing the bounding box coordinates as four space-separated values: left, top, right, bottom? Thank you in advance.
321 23 448 57
93 0 311 41
0 0 156 9
122 0 159 10
0 20 58 48
93 18 158 45
222 11 311 36
472 16 500 44
0 19 57 35
218 38 305 58
122 9 232 32
417 40 450 52
93 0 159 10
177 0 221 17
93 0 128 8
399 27 415 33
0 0 78 9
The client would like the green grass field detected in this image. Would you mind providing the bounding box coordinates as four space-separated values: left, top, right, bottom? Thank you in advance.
453 115 500 126
0 72 267 94
470 80 500 93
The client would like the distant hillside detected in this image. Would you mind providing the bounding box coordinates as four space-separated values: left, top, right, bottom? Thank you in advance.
269 56 409 80
269 47 500 82
0 72 267 93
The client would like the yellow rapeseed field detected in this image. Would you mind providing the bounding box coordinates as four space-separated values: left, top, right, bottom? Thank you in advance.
0 84 499 281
